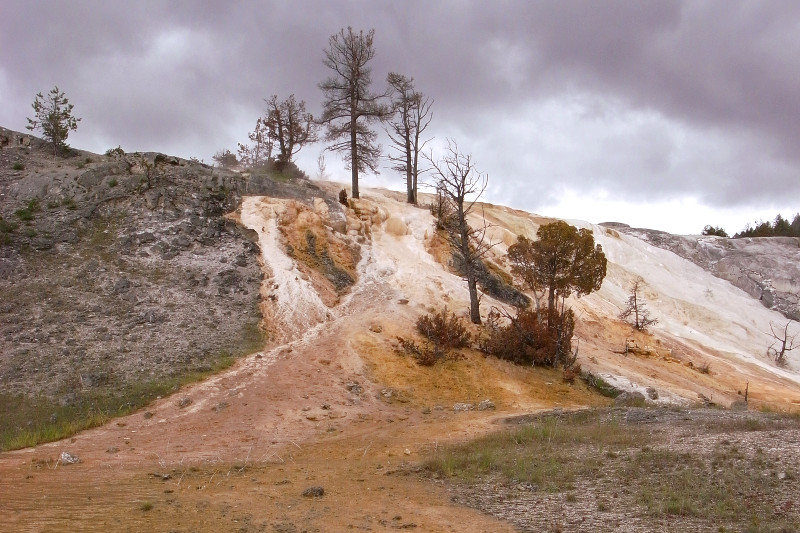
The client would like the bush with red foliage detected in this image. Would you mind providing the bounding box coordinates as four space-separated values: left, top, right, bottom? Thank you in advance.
396 308 471 366
481 306 575 367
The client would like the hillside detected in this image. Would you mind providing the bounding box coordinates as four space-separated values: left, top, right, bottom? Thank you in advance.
2 129 800 531
0 126 343 406
608 223 800 321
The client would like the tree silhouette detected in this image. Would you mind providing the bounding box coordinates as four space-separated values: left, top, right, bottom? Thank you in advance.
319 27 390 199
428 140 492 324
386 73 432 204
26 86 80 155
263 94 317 170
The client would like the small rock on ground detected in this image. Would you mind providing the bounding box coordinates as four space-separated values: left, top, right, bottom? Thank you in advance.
301 486 325 498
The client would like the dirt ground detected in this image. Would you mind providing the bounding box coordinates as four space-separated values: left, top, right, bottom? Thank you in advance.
3 191 800 532
0 215 601 532
0 314 601 532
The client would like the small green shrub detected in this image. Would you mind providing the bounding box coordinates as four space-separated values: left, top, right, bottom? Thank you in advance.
105 145 125 157
0 216 16 234
109 178 118 187
14 199 40 221
0 216 14 245
12 161 24 171
582 371 621 398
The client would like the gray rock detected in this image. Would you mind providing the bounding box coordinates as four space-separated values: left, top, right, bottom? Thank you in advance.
477 399 496 411
453 402 473 412
114 278 131 293
614 391 647 406
174 235 192 249
730 399 748 411
59 451 81 465
301 486 324 498
135 232 157 244
345 382 363 394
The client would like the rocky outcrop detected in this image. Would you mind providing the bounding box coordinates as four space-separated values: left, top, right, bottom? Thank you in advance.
0 128 32 149
606 223 800 320
0 126 340 401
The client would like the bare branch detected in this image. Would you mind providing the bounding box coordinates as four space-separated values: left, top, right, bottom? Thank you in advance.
767 320 798 366
426 140 491 324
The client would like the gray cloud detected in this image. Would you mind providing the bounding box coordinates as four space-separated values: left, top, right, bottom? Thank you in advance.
1 0 798 232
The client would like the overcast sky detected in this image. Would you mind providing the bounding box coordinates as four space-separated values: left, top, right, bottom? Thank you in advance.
2 1 798 234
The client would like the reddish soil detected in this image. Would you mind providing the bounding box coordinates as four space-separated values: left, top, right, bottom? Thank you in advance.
4 191 800 532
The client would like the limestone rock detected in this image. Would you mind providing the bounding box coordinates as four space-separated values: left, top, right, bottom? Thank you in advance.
384 215 408 236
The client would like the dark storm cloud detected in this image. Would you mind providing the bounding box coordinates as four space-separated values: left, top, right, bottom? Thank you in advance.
1 1 798 229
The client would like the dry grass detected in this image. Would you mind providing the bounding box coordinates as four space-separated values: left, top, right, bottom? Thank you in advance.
426 410 640 491
354 328 610 410
0 355 241 451
423 408 800 531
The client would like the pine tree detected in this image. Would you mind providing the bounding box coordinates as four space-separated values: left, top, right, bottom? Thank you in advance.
26 86 81 155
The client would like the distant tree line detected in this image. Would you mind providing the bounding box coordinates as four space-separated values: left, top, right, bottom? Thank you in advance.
701 213 800 239
733 213 800 238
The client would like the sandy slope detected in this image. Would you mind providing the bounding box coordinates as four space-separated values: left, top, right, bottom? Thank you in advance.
2 186 799 531
347 187 800 409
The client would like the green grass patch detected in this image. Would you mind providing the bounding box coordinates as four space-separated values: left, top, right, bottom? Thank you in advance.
425 410 640 492
14 199 40 222
0 216 16 244
424 408 800 530
629 445 784 520
0 354 242 451
581 371 621 398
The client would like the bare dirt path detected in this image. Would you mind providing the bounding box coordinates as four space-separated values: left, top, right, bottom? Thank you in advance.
5 190 800 532
0 199 522 532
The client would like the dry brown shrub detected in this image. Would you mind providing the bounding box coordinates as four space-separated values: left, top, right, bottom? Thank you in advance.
395 308 470 366
481 307 575 367
562 363 582 384
416 308 470 351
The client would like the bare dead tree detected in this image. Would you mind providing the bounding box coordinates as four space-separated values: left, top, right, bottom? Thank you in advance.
427 140 493 324
767 320 798 366
619 277 658 331
263 94 317 169
386 73 433 204
319 27 391 199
